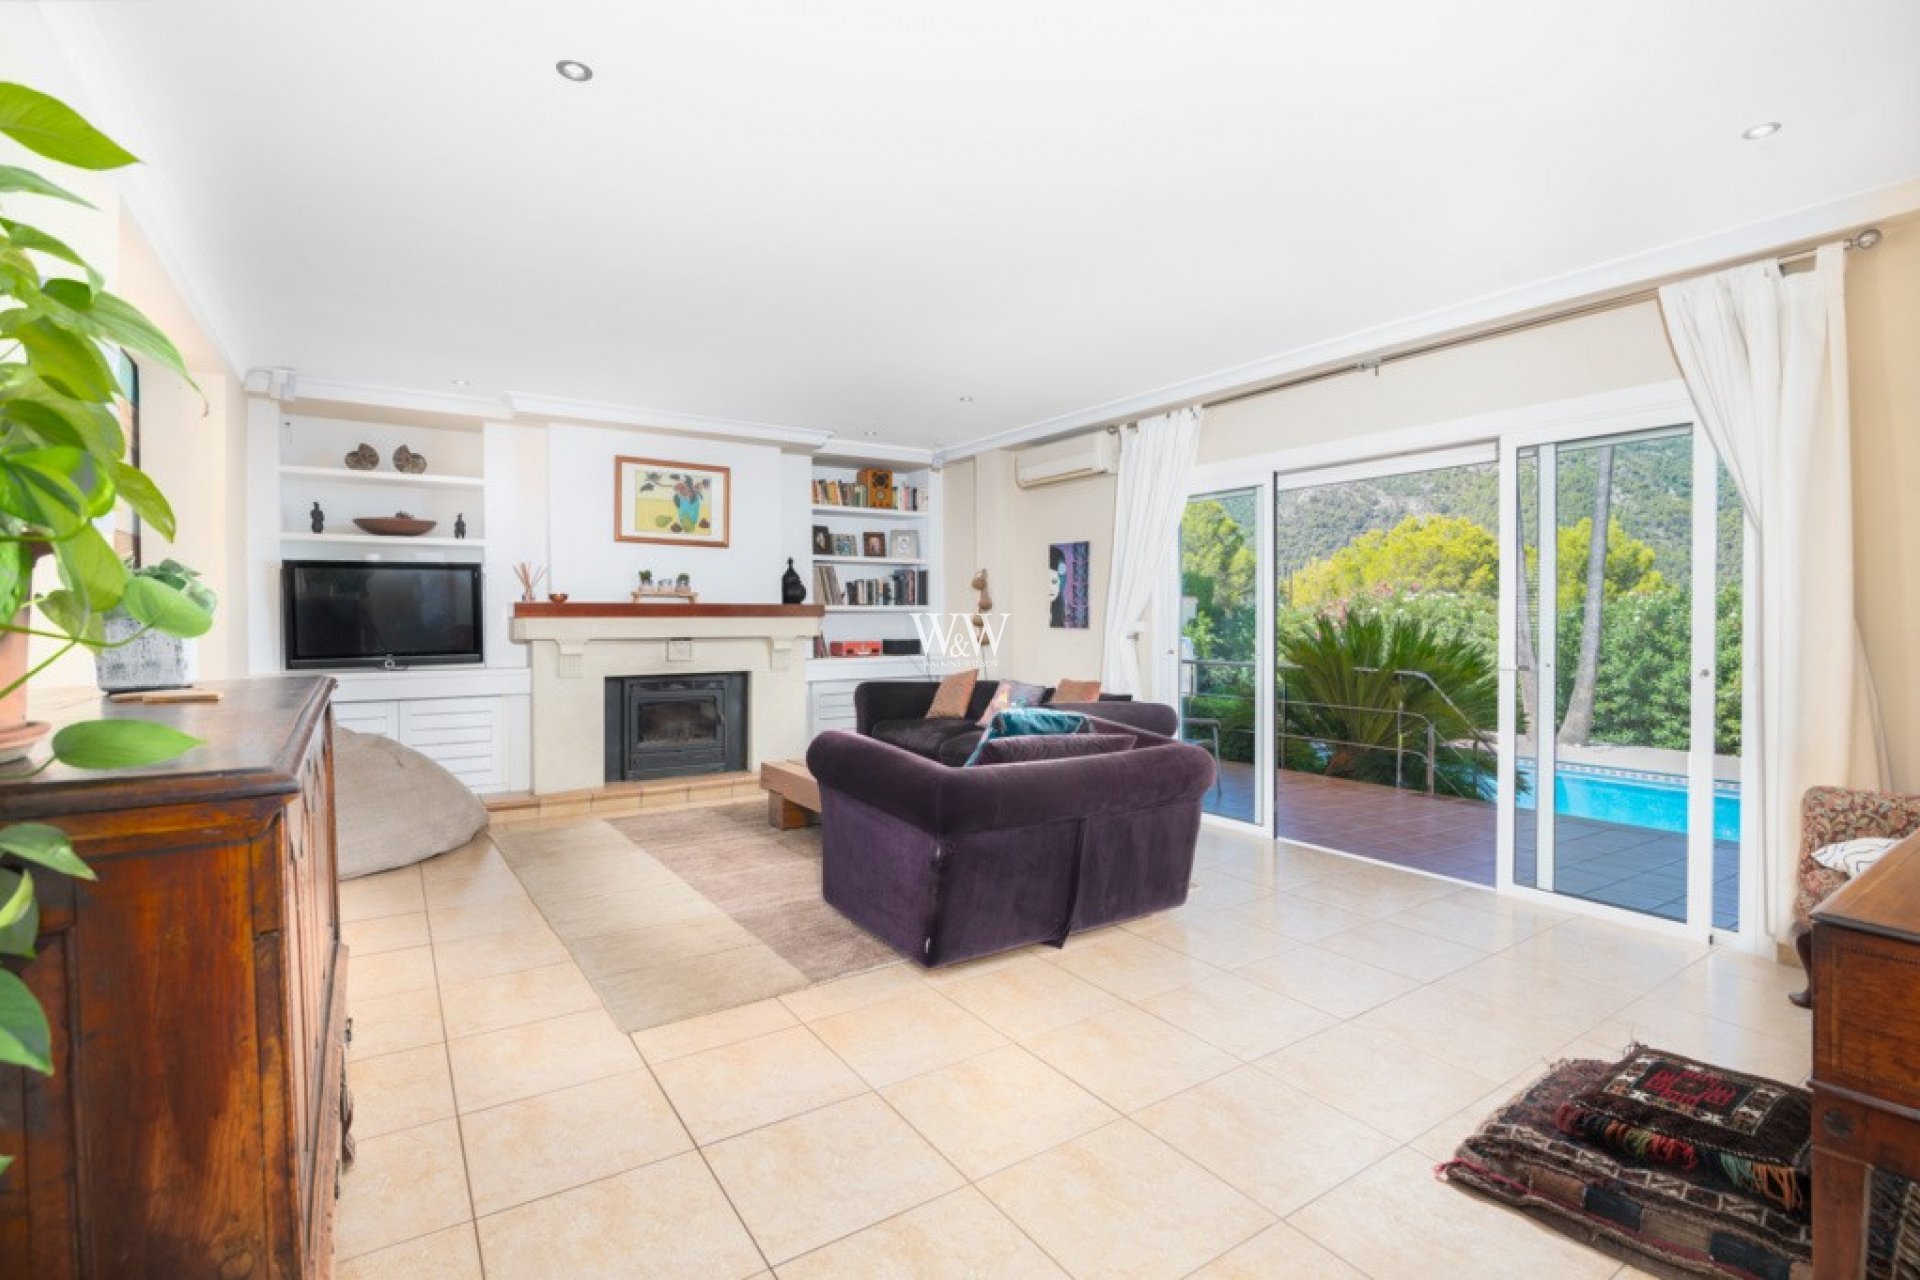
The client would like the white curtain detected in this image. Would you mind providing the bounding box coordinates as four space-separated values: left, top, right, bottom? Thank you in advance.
1102 406 1202 695
1659 245 1888 943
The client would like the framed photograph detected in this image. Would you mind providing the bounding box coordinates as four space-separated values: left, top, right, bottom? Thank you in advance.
614 456 731 547
862 531 887 558
1049 541 1090 629
832 533 858 557
110 351 142 566
889 530 920 559
811 525 831 555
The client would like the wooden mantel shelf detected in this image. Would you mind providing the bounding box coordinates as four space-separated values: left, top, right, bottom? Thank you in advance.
511 601 826 619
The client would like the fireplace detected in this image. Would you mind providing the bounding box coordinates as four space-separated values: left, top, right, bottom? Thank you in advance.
603 673 748 782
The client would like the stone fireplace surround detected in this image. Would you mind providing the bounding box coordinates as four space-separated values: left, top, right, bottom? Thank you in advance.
509 602 824 795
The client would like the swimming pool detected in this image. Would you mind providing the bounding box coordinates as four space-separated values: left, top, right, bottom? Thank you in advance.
1515 760 1741 843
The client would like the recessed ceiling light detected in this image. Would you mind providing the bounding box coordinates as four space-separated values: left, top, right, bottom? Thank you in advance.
861 430 879 437
1741 121 1782 141
958 396 974 403
555 59 594 83
450 378 471 388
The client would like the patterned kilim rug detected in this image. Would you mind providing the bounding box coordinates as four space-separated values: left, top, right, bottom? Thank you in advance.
492 801 900 1033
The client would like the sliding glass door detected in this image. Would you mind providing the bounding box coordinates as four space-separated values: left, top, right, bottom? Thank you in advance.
1178 487 1263 823
1500 424 1746 936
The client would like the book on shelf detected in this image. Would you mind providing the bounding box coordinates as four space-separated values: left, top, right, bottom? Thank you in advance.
811 478 928 512
810 564 929 608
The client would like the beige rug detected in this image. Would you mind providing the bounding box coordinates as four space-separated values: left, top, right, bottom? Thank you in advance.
492 802 898 1032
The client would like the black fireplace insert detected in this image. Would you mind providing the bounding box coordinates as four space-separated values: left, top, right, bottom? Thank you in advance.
603 673 748 782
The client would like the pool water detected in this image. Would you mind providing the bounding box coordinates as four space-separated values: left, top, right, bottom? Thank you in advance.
1515 761 1741 843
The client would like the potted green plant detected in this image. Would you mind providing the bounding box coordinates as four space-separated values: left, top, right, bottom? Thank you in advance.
94 558 217 691
0 81 215 1174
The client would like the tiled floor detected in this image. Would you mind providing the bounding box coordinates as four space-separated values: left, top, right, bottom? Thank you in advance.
335 822 1812 1279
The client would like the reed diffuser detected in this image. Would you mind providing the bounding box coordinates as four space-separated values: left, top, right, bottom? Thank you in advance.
512 562 548 603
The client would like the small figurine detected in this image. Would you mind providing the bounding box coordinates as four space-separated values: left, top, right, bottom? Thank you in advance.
454 512 467 540
393 444 428 474
310 500 325 533
781 557 806 604
343 442 378 471
675 572 691 590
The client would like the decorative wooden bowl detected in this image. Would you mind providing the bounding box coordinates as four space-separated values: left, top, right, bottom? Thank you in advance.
353 516 437 537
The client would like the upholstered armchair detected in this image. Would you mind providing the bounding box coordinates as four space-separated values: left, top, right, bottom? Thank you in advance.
1789 785 1920 1008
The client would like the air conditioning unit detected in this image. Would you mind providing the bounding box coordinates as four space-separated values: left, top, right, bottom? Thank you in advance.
1014 432 1118 488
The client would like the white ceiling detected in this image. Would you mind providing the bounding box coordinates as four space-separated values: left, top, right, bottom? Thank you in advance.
59 0 1920 453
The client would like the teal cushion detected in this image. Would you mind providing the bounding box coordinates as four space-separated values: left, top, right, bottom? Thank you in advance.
963 706 1088 766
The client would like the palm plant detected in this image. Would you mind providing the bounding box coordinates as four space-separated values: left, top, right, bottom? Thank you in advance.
1278 608 1502 799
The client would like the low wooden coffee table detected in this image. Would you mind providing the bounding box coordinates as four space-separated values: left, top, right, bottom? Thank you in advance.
759 759 821 829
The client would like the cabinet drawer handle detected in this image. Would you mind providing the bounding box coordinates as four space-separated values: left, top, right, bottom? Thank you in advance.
1823 1109 1854 1138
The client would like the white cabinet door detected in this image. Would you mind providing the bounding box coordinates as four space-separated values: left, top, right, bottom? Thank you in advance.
809 681 861 738
398 697 504 793
334 700 400 738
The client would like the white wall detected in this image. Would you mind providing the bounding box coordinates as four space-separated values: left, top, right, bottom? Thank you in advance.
542 423 800 605
482 421 548 667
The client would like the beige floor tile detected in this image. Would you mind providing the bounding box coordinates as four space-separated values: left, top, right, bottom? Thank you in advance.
349 1043 456 1139
427 896 548 945
918 945 1051 988
704 1093 965 1264
336 1118 471 1260
1585 1002 1812 1084
1124 910 1297 969
1234 945 1421 1018
939 955 1122 1039
476 1150 763 1280
461 1070 692 1215
1190 1221 1369 1279
348 986 444 1060
779 964 927 1021
1224 893 1376 942
1025 1006 1237 1112
447 1008 641 1113
1434 952 1643 1036
653 1025 867 1144
430 923 571 986
440 961 600 1039
1501 916 1708 996
634 998 799 1063
564 908 756 966
337 1223 482 1280
340 867 426 923
1050 932 1222 1001
1292 1148 1616 1280
1139 973 1339 1060
1354 983 1577 1081
979 1120 1271 1280
350 945 437 1003
1283 872 1461 919
1180 875 1273 910
344 911 431 957
1257 1020 1503 1141
1316 918 1492 980
1627 959 1813 1041
418 836 523 907
881 1044 1117 1179
776 1186 1065 1279
1408 1080 1516 1162
810 989 1007 1087
1135 1067 1398 1216
1384 890 1567 949
592 943 811 1029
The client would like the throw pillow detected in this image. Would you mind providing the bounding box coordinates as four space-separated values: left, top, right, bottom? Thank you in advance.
971 733 1133 766
963 706 1091 766
974 680 1045 727
1553 1046 1812 1214
924 667 979 719
1054 678 1102 702
1812 836 1902 878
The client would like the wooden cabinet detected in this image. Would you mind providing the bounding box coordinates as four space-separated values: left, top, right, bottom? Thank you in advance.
0 677 347 1279
1810 832 1920 1279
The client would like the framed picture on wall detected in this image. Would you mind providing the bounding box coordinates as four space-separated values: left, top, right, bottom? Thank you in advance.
1049 541 1090 629
614 456 732 547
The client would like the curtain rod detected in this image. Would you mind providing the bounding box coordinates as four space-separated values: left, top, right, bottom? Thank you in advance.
1197 227 1885 413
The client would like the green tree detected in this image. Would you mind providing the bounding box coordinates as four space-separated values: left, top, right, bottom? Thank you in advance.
1287 514 1497 610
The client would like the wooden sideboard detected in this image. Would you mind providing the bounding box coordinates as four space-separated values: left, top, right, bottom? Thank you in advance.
1810 831 1920 1279
0 677 347 1278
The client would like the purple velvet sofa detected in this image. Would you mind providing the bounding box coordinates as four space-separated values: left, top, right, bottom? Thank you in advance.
854 679 1179 766
806 714 1215 967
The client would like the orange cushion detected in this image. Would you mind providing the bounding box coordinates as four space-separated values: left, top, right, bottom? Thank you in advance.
925 668 979 718
1054 678 1102 703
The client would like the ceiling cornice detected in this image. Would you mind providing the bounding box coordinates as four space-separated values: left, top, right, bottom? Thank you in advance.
934 173 1920 464
37 3 252 381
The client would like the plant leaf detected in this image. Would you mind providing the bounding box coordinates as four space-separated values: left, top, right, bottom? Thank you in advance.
9 316 116 401
50 719 201 771
0 823 93 880
0 163 93 207
0 541 23 620
0 448 92 536
80 293 195 392
110 462 175 541
0 83 137 170
34 588 93 641
53 522 124 613
0 893 38 959
0 869 32 929
0 384 123 459
0 969 51 1074
120 574 210 638
0 219 101 288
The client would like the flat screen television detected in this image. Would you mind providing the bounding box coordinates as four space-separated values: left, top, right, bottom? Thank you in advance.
282 561 484 670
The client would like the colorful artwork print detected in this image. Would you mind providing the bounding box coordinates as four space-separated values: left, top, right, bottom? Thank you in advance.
1049 541 1089 629
614 456 731 548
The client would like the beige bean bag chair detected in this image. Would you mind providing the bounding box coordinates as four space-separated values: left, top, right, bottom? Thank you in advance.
334 726 488 879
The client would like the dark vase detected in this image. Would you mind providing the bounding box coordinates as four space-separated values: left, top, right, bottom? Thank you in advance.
781 557 806 604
